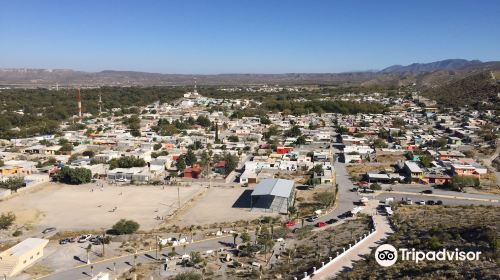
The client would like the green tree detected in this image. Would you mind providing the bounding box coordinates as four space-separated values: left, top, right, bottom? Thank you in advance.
111 219 140 235
59 142 74 152
228 135 239 142
452 175 480 188
108 156 146 170
372 138 388 148
309 164 324 175
195 115 211 127
284 125 302 137
0 176 25 192
420 155 433 168
223 153 239 175
232 232 239 247
240 232 251 244
82 150 95 158
153 143 162 150
185 149 197 166
295 135 307 145
176 155 186 171
53 167 92 184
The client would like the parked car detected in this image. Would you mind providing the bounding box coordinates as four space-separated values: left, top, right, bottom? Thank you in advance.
315 222 327 228
361 188 375 193
405 198 413 205
350 187 358 192
427 200 435 205
59 238 70 245
42 227 56 234
416 200 426 205
69 237 78 243
421 190 433 194
338 211 352 219
306 215 319 222
436 200 443 205
326 218 338 224
284 221 295 228
78 234 93 243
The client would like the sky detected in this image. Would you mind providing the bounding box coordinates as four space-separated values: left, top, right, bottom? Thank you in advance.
1 0 499 74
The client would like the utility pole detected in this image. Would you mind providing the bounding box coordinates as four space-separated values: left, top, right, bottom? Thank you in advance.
98 92 103 117
102 228 105 257
77 87 82 123
177 186 180 209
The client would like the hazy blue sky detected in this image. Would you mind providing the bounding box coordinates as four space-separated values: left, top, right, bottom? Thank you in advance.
1 0 499 73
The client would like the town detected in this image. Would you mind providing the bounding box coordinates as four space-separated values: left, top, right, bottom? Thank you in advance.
0 81 498 280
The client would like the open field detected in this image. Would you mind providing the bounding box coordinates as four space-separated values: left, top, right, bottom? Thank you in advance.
175 186 278 226
0 183 203 231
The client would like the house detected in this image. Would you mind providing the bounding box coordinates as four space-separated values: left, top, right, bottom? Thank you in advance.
451 164 480 178
422 172 451 185
313 169 335 184
240 169 258 184
448 137 462 145
0 165 28 176
276 147 293 154
213 161 226 174
438 151 465 161
107 167 151 182
0 238 49 277
403 161 424 183
184 165 202 179
23 145 61 155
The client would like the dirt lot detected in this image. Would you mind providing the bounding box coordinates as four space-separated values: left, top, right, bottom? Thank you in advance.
175 186 277 226
0 183 203 231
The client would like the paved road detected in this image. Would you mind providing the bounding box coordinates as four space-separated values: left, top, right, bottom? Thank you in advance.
312 212 392 279
384 184 500 202
299 158 360 228
36 235 235 280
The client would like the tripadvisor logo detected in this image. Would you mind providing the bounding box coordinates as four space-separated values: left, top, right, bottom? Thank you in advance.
374 244 482 267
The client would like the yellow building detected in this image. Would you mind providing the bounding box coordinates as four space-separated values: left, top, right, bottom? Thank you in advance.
0 165 26 176
0 238 49 277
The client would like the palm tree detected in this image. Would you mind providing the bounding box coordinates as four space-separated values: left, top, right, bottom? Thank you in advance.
189 225 195 242
157 242 163 260
85 244 92 264
232 232 239 248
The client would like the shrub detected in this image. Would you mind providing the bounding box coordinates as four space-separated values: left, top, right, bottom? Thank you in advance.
111 219 140 235
12 230 22 237
0 212 16 230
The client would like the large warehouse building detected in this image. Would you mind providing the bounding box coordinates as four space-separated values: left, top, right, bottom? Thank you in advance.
250 178 295 214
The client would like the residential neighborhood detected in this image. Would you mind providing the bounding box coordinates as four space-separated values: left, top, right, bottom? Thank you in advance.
0 83 498 280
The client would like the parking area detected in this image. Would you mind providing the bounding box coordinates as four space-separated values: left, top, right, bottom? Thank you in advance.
0 183 204 231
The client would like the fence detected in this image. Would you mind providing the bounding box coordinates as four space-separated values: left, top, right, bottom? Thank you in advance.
299 216 377 280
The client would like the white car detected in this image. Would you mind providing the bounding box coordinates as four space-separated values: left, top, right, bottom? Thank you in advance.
417 200 426 205
78 234 92 243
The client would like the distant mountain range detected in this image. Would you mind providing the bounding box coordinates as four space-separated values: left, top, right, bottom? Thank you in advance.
1 59 499 88
379 59 484 73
